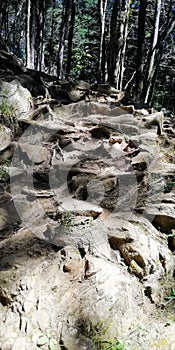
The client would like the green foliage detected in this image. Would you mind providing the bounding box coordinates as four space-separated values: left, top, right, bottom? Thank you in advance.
0 97 16 118
0 125 6 131
37 335 48 346
37 330 57 349
93 338 125 350
44 3 62 74
70 0 99 80
76 318 126 350
60 211 75 228
164 177 175 193
0 168 9 181
0 160 10 182
71 47 93 77
165 289 175 301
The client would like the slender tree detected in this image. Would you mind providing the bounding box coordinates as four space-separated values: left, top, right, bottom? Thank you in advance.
144 0 162 103
0 0 8 41
66 0 76 78
30 0 37 69
115 0 130 90
26 0 31 68
108 0 119 86
45 0 57 74
134 0 148 97
57 0 71 79
36 0 46 71
108 0 130 89
98 0 108 82
146 11 175 106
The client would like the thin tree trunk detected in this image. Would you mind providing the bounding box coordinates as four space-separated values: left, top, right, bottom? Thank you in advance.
66 0 75 78
57 0 70 79
147 46 163 106
144 0 162 103
145 13 175 105
98 0 108 82
8 0 25 55
30 0 36 69
135 0 147 96
26 0 31 68
41 0 46 71
0 1 5 33
36 0 46 71
0 1 8 41
115 0 130 90
48 0 56 74
108 0 119 86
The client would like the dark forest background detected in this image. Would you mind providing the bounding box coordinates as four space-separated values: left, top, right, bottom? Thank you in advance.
0 0 175 111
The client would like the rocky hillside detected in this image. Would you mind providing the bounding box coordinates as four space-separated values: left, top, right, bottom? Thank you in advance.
0 64 175 350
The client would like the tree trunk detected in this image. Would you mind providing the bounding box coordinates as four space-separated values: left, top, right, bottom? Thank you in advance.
0 1 5 34
108 0 119 86
98 0 108 82
134 0 147 96
66 0 76 78
108 0 130 89
114 0 130 90
7 0 25 56
145 12 175 105
48 0 56 74
36 0 46 71
57 0 70 79
0 1 8 41
30 0 36 69
26 0 31 68
144 0 162 104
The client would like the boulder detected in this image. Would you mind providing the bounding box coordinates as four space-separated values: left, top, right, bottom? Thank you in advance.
0 125 12 151
18 143 49 165
0 79 32 118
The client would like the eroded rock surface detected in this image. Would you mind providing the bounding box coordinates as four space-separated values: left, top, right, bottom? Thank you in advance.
0 76 175 350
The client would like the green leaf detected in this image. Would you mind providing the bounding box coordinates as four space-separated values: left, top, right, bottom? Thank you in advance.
46 330 52 339
49 338 56 350
37 335 49 346
116 345 125 350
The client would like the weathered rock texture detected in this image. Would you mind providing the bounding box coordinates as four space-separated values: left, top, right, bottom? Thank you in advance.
0 72 175 350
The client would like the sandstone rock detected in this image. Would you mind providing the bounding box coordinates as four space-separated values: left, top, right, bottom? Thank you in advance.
0 147 13 165
18 143 48 164
58 198 103 217
0 49 25 74
0 79 32 118
131 151 152 171
17 73 46 97
0 125 12 152
144 203 175 232
0 208 8 231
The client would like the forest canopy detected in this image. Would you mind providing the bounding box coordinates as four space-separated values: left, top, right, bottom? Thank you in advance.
0 0 175 111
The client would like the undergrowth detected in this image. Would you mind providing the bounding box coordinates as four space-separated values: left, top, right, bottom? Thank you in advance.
0 97 16 118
